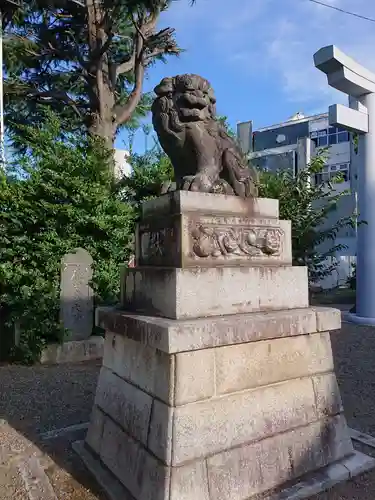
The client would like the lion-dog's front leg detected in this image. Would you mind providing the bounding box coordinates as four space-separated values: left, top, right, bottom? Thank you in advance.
181 122 222 193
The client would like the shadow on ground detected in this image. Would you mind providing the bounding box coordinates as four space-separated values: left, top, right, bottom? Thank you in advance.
309 322 375 500
0 360 106 499
331 323 375 436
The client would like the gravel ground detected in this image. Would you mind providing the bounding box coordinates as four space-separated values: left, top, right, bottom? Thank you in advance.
0 361 101 436
1 322 375 499
329 322 375 436
310 322 375 500
0 360 105 499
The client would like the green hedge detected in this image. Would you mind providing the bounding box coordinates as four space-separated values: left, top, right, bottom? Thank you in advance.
0 114 135 363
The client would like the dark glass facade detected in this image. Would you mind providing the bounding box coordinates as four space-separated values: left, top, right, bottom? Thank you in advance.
253 121 310 152
251 151 296 175
252 121 350 152
310 126 350 147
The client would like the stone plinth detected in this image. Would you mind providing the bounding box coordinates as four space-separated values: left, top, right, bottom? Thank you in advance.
40 336 103 364
76 192 369 500
136 191 292 268
121 265 308 319
79 307 354 500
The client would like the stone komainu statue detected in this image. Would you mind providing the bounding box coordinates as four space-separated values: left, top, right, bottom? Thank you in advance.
151 74 258 197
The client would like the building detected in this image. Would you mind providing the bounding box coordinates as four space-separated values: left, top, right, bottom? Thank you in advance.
237 112 356 288
114 148 131 180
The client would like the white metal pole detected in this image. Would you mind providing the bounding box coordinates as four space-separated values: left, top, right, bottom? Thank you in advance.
0 9 5 170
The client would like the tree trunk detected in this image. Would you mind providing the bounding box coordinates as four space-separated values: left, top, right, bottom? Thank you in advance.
88 110 117 176
86 0 117 171
88 106 116 150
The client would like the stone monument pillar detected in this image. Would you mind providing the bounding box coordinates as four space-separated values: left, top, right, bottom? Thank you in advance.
74 191 373 500
314 45 375 324
40 248 104 364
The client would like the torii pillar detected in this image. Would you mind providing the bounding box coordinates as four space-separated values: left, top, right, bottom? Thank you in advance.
314 45 375 325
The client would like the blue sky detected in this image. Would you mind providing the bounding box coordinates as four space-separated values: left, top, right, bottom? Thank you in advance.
117 0 375 153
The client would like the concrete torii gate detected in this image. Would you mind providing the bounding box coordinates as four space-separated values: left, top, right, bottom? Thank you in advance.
314 45 375 324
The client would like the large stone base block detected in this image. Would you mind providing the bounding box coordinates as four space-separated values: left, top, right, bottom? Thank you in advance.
121 265 308 319
78 411 354 500
74 440 375 500
80 307 360 500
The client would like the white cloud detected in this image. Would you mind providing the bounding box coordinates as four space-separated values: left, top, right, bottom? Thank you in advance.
264 0 375 108
161 0 375 111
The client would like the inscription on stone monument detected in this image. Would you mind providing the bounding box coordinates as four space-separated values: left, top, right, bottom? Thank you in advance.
60 248 94 341
140 227 175 259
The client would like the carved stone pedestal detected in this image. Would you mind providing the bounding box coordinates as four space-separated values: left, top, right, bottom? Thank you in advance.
75 192 374 500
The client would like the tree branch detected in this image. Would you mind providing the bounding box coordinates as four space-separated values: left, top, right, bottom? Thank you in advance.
26 90 83 119
115 52 135 77
112 9 177 125
143 45 179 64
112 11 156 82
130 11 147 41
89 33 114 61
142 8 161 35
86 0 98 54
113 33 144 126
113 11 157 79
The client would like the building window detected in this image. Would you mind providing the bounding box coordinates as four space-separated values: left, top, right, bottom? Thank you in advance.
314 163 350 185
310 126 350 147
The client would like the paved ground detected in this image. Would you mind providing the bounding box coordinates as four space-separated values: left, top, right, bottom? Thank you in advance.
1 322 375 499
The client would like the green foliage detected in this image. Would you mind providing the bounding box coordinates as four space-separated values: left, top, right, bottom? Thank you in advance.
347 262 356 290
4 0 182 147
120 144 174 208
0 112 135 363
352 133 359 154
258 151 357 283
2 109 357 364
216 115 236 139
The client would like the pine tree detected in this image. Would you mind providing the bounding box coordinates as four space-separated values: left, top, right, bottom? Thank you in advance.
4 0 183 149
